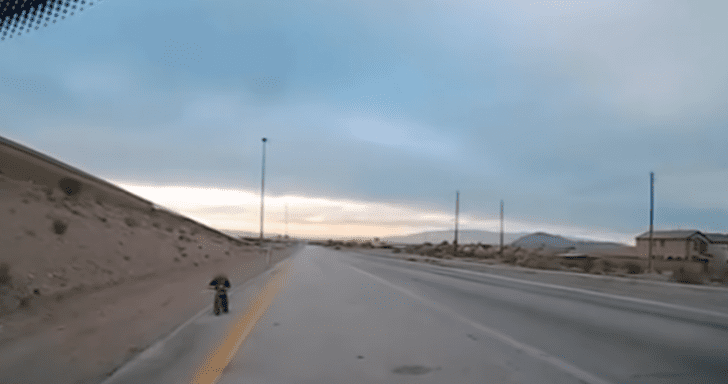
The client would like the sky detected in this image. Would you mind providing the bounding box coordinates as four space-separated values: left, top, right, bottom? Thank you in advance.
1 0 727 245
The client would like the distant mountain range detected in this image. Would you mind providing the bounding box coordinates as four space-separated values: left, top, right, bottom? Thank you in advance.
383 230 628 251
511 232 627 252
219 229 628 251
383 230 530 245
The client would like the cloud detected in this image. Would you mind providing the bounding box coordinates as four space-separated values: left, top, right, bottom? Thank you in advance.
63 62 134 95
4 0 727 244
110 181 636 243
343 116 457 157
180 93 249 125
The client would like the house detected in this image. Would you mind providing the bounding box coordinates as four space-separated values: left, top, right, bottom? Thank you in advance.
635 230 711 260
704 233 728 245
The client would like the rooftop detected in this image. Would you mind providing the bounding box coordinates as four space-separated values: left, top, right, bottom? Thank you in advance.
635 230 704 239
635 230 728 242
705 233 728 243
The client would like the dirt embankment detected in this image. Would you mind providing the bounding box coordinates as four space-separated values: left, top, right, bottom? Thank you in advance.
0 173 261 315
0 174 302 383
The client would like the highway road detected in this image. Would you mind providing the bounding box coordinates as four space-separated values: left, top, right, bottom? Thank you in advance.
102 245 728 384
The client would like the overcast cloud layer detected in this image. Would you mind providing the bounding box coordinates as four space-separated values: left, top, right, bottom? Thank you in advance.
1 0 727 244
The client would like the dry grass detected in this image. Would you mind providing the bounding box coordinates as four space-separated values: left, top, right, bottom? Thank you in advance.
52 219 67 235
671 265 707 284
0 263 10 286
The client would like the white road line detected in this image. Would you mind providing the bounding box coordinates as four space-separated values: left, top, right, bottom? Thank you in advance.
423 263 728 321
349 265 615 384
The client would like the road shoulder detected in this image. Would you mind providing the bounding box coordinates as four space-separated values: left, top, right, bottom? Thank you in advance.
0 243 302 384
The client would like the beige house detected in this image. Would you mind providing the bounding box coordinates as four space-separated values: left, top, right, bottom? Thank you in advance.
635 230 712 260
704 233 728 246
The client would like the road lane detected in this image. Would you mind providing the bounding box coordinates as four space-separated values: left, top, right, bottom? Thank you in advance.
104 245 728 383
219 246 596 384
345 249 728 383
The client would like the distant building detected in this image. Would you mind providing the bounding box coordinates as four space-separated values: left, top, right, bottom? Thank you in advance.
635 230 728 260
704 233 728 245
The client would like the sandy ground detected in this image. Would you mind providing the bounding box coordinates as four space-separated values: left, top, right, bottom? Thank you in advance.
0 173 302 383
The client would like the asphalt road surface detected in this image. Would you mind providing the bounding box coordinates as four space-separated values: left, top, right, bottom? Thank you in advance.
102 245 728 384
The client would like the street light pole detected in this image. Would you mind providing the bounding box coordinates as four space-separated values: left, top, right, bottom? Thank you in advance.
260 138 267 242
500 200 504 255
454 191 459 257
648 171 654 273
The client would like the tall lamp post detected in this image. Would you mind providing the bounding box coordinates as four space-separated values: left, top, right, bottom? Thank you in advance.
454 191 460 257
260 138 267 242
648 171 654 274
500 200 504 255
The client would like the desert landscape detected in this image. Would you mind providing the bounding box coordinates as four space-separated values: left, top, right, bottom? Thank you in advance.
0 141 301 383
313 236 722 286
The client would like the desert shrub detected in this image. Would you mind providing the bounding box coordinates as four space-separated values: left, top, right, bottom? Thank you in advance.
582 259 593 273
392 248 401 254
518 256 552 270
423 242 433 246
58 177 82 196
587 259 612 274
600 259 615 272
624 262 643 274
501 254 518 265
0 263 11 286
422 247 438 257
124 217 138 227
533 257 556 270
717 270 728 283
437 244 454 255
18 296 31 308
516 256 532 268
473 247 489 259
52 219 68 235
561 259 583 270
671 266 706 284
334 246 341 250
514 250 530 260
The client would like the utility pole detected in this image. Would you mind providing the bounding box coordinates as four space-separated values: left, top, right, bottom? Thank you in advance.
648 171 654 273
500 200 504 255
260 138 267 242
454 191 459 256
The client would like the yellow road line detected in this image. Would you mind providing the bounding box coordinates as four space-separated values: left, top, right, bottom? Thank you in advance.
190 259 294 384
